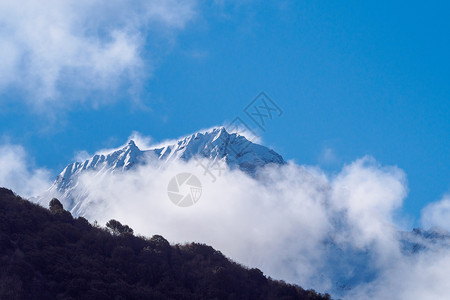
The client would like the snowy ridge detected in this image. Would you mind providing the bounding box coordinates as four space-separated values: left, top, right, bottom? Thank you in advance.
399 227 450 253
55 140 143 191
44 127 285 214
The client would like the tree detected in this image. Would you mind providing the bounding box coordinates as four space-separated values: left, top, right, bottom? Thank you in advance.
106 219 133 236
49 198 64 214
149 235 170 249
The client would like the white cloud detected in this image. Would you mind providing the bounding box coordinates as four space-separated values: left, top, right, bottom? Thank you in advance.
59 154 420 296
73 150 91 163
73 160 333 289
0 0 197 107
0 144 52 198
349 247 450 300
421 194 450 231
330 157 407 256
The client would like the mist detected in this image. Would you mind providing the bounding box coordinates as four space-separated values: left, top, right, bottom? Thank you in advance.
49 152 446 299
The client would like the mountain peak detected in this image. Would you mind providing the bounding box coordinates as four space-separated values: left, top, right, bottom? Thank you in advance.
211 126 227 134
211 126 228 142
149 126 284 172
189 126 228 141
204 125 226 132
122 139 140 152
45 127 285 215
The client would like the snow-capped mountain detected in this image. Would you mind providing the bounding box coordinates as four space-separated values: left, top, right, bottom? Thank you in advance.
44 127 285 214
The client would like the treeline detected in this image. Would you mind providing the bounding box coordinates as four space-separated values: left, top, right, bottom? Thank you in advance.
0 188 330 300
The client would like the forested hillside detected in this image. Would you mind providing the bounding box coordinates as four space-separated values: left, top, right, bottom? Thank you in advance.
0 188 329 300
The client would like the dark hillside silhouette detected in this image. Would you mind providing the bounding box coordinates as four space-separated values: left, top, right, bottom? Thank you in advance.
0 187 329 300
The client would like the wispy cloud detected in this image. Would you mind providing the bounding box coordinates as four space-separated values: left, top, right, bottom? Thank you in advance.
318 147 339 166
0 0 197 109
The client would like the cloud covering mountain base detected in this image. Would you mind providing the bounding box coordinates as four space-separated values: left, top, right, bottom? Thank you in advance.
0 142 449 299
50 154 450 298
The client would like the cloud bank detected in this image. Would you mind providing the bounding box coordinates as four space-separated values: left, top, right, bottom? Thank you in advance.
0 0 197 107
52 152 449 299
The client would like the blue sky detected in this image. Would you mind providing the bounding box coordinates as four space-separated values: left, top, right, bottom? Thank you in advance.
0 0 448 224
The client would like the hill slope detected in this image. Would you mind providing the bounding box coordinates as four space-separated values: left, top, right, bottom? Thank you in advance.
0 188 328 300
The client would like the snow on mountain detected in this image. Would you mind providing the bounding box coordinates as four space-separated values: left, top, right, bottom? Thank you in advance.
43 127 285 214
399 227 450 254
